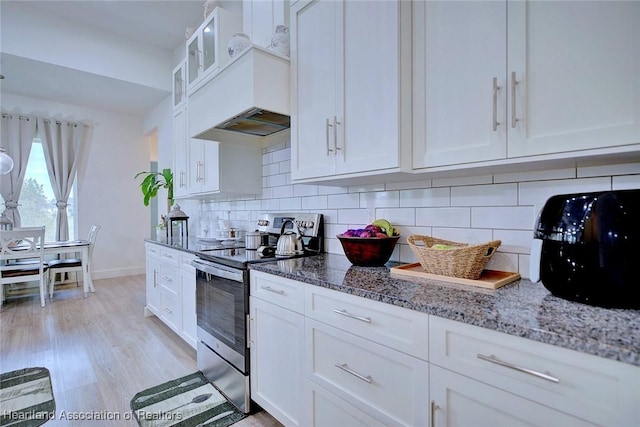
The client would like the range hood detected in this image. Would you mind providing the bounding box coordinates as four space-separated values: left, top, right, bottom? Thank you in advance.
189 45 290 143
217 107 290 137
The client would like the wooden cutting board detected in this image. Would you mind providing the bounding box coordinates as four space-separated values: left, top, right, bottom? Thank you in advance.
390 263 521 289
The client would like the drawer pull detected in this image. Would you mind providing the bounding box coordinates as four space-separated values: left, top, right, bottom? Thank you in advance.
477 353 559 383
162 276 172 282
333 309 371 323
261 286 284 295
334 363 372 384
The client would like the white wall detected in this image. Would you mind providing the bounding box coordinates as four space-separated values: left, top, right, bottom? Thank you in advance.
193 139 640 280
2 93 151 279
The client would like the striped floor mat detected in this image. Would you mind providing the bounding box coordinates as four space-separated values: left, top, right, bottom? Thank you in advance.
130 372 245 427
0 367 56 426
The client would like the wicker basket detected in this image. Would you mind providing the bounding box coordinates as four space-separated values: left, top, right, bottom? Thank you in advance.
407 235 501 279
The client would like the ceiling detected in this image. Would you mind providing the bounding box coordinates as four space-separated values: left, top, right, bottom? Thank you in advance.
0 0 209 116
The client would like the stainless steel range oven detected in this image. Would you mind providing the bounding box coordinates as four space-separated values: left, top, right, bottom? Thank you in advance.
192 213 323 414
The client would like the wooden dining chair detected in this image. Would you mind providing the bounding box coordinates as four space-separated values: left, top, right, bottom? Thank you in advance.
48 224 101 299
0 226 49 308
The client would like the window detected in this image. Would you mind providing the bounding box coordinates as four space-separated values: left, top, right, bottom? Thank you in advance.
0 138 77 241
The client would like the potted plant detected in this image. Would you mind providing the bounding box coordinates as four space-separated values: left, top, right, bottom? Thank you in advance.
134 168 174 222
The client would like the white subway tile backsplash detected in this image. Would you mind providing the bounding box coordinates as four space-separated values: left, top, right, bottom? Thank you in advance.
293 184 319 197
271 185 294 199
376 208 415 226
337 208 369 224
328 193 359 209
386 179 432 191
416 207 470 228
279 197 302 211
494 168 575 183
348 183 386 193
360 191 400 208
492 230 533 254
431 227 493 244
518 177 611 210
578 162 640 178
432 174 493 188
472 206 534 230
451 183 517 206
197 144 636 277
399 187 450 207
301 195 328 210
318 185 348 195
613 174 640 190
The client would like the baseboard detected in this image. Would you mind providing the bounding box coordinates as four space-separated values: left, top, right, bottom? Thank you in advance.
93 267 145 280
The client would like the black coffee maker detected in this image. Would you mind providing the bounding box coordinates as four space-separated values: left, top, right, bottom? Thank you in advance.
530 189 640 308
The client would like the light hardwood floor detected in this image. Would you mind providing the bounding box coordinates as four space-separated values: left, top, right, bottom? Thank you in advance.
0 276 282 427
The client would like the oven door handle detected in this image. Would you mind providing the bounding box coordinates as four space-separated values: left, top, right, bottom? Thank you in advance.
191 259 244 283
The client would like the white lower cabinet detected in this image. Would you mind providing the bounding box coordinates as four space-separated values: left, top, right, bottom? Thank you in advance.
305 318 429 427
429 316 640 426
430 365 591 427
303 379 387 427
249 271 305 427
144 243 197 349
249 271 640 427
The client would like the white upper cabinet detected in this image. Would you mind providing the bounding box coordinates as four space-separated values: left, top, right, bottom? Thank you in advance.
291 0 411 183
507 0 640 158
413 0 640 170
187 138 262 197
173 105 189 198
172 61 186 110
413 0 507 168
186 7 241 94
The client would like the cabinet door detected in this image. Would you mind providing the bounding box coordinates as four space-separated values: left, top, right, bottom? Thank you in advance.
145 252 161 315
337 0 402 175
186 31 201 90
188 139 203 192
413 0 507 168
172 62 186 109
200 140 220 193
250 296 304 427
173 106 189 198
430 365 592 427
291 0 339 180
507 1 640 157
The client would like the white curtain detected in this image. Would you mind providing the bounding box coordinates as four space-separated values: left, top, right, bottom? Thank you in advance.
0 113 37 227
40 119 91 241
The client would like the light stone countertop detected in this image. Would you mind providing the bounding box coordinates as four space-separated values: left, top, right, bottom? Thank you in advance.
249 253 640 367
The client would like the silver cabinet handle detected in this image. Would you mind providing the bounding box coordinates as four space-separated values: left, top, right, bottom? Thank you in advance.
153 270 158 287
477 353 559 383
431 400 439 427
334 363 372 384
326 118 334 155
333 309 371 323
162 276 172 282
180 171 186 187
511 71 519 128
261 285 284 295
492 77 500 131
333 116 341 152
163 307 173 314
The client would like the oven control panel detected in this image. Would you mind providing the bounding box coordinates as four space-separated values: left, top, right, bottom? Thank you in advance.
256 212 324 239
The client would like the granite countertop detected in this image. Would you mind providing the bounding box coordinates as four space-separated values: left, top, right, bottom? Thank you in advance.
249 253 640 368
144 236 243 254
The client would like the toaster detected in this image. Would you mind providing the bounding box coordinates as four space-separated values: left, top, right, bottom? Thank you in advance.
529 189 640 308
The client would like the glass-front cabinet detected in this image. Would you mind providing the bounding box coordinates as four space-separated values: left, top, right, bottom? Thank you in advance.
186 6 241 94
172 61 186 110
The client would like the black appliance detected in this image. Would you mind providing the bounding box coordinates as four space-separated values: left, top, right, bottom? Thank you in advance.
530 189 640 308
191 212 324 413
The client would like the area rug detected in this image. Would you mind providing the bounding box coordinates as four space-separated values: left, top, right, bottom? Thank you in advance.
0 367 56 427
130 371 246 427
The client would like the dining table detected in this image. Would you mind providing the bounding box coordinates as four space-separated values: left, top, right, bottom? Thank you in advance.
42 239 94 296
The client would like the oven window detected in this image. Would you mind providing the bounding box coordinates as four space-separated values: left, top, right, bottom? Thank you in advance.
195 270 247 356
